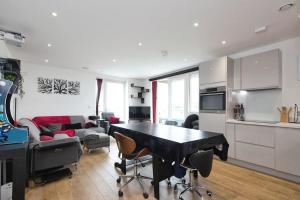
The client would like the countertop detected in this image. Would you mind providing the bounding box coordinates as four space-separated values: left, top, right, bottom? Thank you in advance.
227 119 300 129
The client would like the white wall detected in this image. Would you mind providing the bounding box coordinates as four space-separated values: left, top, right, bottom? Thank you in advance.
17 62 97 119
230 36 300 121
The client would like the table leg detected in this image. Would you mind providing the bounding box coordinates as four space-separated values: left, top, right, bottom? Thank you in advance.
12 154 26 200
152 155 160 199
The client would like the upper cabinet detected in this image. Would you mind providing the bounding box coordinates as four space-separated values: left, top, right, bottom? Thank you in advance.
199 57 231 85
234 49 282 90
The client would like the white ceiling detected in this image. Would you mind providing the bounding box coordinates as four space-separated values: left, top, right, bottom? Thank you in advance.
0 0 300 78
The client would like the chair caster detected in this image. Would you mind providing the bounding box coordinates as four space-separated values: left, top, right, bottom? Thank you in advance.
174 184 177 191
143 192 149 199
167 181 171 188
118 190 123 197
179 197 184 200
182 179 186 184
116 178 121 183
151 181 154 185
207 190 213 197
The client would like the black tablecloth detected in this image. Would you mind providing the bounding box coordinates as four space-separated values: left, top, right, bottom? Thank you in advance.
109 122 228 163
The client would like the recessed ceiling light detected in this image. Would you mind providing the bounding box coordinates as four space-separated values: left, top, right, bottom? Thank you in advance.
47 43 52 47
82 67 89 70
222 40 227 45
138 42 143 46
45 59 49 63
278 3 296 12
112 59 117 63
298 13 300 19
51 12 58 17
254 26 268 33
193 22 199 27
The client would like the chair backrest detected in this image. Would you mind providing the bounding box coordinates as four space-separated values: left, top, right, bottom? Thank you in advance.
114 132 136 156
189 149 214 178
165 120 178 126
183 114 199 128
101 112 115 120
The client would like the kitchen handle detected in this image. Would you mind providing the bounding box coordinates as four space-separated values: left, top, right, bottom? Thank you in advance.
200 92 225 96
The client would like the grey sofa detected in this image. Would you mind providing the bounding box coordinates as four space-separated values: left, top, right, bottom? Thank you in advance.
18 118 83 174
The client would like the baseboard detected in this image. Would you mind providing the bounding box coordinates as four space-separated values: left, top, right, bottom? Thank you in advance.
225 158 300 184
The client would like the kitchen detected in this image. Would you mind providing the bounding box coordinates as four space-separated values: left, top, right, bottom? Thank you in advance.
198 36 300 184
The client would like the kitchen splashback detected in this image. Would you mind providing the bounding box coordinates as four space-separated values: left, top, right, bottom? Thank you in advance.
231 89 282 121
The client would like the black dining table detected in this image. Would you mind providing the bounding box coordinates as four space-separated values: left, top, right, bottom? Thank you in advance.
109 122 228 199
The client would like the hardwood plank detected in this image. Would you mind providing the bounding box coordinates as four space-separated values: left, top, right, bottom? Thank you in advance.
26 140 300 200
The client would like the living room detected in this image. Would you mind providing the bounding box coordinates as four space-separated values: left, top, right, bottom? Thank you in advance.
0 0 300 200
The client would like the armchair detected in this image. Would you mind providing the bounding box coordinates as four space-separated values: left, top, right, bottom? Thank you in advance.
101 112 124 133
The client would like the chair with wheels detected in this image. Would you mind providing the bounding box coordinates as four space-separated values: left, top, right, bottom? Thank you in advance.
114 132 152 199
174 149 214 200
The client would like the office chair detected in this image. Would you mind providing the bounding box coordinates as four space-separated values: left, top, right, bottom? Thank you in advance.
114 132 152 199
174 149 214 200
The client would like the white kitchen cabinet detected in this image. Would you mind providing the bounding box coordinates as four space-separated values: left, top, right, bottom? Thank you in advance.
226 123 235 158
236 142 275 168
199 57 227 85
199 113 225 134
233 58 241 90
235 124 275 148
276 128 300 176
240 49 281 90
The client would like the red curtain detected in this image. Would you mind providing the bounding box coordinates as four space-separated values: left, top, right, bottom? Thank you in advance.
152 81 157 123
96 79 103 116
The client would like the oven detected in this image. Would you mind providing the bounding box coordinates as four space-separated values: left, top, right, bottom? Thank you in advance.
200 86 226 113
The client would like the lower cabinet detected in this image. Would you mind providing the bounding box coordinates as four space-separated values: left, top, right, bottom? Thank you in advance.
225 123 235 158
236 142 275 168
227 122 300 177
275 128 300 176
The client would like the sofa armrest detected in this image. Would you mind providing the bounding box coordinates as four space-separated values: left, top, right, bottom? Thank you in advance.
30 136 81 150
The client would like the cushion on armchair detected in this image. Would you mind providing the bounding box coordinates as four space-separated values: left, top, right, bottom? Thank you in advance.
109 116 120 124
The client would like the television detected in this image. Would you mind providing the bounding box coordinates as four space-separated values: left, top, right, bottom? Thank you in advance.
129 106 150 120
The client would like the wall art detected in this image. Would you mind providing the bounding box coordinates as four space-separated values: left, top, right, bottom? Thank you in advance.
54 79 68 94
68 81 80 95
37 77 53 94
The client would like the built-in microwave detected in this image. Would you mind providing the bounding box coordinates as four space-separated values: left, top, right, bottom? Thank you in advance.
200 86 226 113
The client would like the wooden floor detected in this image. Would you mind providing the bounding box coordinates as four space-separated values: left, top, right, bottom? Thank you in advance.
26 140 300 200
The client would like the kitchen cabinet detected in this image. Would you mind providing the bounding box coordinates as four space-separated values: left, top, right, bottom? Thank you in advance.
236 142 275 168
240 49 281 90
199 57 227 85
233 59 241 90
226 123 235 158
199 113 225 134
276 128 300 176
235 124 275 148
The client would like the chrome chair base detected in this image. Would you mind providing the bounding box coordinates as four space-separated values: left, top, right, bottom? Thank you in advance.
117 160 152 199
174 170 212 200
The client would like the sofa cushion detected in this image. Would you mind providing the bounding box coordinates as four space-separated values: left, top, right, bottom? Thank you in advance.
88 127 105 133
63 123 82 130
101 112 114 121
69 116 85 128
54 130 75 137
18 118 41 142
48 123 63 131
32 116 70 128
109 116 120 124
53 134 69 140
40 135 54 141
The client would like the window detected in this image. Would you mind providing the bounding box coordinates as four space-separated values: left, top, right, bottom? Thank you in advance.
157 81 169 121
97 80 125 120
189 73 199 113
171 79 185 120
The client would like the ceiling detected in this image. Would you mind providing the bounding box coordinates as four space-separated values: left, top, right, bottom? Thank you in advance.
0 0 300 78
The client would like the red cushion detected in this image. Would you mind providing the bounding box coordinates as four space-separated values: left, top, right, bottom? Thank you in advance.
40 135 54 141
53 130 75 137
109 116 120 124
32 116 71 128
